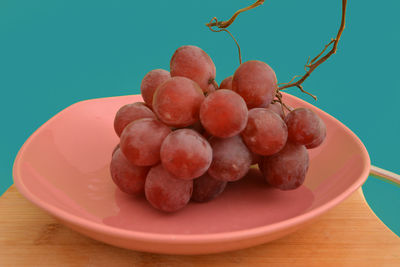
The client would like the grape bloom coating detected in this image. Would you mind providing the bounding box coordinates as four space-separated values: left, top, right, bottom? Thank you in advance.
120 118 171 166
232 60 277 109
200 89 248 138
160 129 212 180
145 164 193 212
170 45 217 94
110 44 327 212
110 148 149 195
262 142 309 190
113 102 155 137
153 76 205 127
241 108 288 156
140 69 170 109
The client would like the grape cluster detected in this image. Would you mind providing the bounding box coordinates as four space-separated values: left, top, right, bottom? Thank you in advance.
110 45 326 212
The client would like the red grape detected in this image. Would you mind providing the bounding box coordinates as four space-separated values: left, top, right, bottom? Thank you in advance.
207 81 217 95
265 102 285 119
187 120 205 135
200 89 248 138
170 45 216 93
160 129 212 180
306 119 327 149
153 76 205 127
261 142 309 190
114 102 155 137
191 173 227 202
112 143 120 157
219 76 233 89
140 69 170 109
251 152 262 165
285 108 326 146
110 148 149 195
120 118 171 166
242 108 288 156
232 60 277 109
208 136 252 182
145 164 193 212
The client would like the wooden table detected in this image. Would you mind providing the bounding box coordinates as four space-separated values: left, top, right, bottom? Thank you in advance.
1 185 399 266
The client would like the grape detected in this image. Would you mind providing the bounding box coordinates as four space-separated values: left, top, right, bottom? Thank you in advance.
114 102 155 137
258 159 265 175
153 76 205 127
200 89 248 138
306 119 327 149
170 45 216 93
251 152 262 165
112 143 120 157
232 60 277 109
140 69 170 109
145 164 193 212
285 108 326 146
265 102 285 119
187 120 205 135
191 173 227 202
120 118 171 166
241 108 288 156
261 142 309 190
110 148 149 195
160 129 212 180
207 81 217 95
219 76 233 89
208 135 252 182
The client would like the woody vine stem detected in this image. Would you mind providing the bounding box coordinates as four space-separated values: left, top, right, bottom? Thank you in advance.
206 0 348 110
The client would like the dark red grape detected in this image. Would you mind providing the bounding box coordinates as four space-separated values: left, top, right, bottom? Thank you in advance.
241 108 288 156
140 69 170 109
219 76 233 89
285 108 326 146
262 142 309 190
251 152 262 165
191 173 227 202
170 45 216 93
120 118 171 166
112 143 120 157
207 81 217 95
145 164 193 212
306 119 327 149
160 129 212 180
114 102 155 137
265 102 285 119
187 120 205 135
153 77 205 127
232 60 277 108
110 148 149 195
208 136 252 182
200 89 248 138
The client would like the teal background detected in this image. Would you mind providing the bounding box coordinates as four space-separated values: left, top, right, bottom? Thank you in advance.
1 0 399 236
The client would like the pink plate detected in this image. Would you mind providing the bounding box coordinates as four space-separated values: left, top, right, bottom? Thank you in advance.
13 93 370 255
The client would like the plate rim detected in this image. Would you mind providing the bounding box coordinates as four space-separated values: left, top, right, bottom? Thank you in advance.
12 93 371 244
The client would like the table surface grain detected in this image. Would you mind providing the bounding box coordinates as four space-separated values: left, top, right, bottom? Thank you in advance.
1 185 399 267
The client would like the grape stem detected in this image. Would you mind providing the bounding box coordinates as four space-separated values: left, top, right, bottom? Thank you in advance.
206 0 347 106
278 0 347 95
205 0 265 29
207 17 242 65
206 1 265 65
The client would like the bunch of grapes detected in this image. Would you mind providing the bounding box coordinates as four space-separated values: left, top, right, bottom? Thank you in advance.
110 45 326 212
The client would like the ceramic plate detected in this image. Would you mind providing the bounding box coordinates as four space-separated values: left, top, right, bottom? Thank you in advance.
13 93 370 255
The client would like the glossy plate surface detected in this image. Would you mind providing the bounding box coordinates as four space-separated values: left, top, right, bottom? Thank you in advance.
13 93 370 254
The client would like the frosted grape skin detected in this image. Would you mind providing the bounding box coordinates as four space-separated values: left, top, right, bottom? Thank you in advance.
110 148 149 195
140 69 170 109
120 118 171 166
145 164 193 212
160 129 212 180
